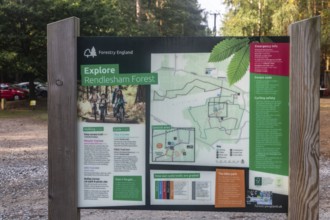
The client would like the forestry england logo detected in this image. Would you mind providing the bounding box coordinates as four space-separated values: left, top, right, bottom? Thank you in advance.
84 46 97 58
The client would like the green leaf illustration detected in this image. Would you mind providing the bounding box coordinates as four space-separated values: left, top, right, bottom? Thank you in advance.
260 36 273 43
208 38 249 63
227 45 250 85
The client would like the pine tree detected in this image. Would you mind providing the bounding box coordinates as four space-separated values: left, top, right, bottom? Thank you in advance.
90 47 97 58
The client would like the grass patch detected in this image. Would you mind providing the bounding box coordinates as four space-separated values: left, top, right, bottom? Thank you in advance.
0 109 48 122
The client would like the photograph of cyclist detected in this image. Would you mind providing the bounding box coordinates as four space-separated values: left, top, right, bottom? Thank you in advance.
113 87 126 122
99 93 107 122
77 85 145 124
88 88 100 120
111 86 119 116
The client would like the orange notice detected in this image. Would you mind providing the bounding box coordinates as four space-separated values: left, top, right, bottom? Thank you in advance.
215 169 245 208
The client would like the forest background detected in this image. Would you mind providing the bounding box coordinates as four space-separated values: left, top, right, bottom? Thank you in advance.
0 0 329 91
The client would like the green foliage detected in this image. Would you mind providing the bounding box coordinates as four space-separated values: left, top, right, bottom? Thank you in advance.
208 38 251 85
227 44 250 85
0 0 52 82
208 38 249 62
208 37 272 86
221 0 330 58
222 0 276 36
271 2 299 35
260 36 273 43
320 7 330 54
208 38 250 85
0 0 207 83
153 0 206 36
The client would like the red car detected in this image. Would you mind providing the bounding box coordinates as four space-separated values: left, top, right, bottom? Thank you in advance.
0 83 28 100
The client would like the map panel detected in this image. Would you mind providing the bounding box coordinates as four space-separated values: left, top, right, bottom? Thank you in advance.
152 127 195 162
150 53 249 167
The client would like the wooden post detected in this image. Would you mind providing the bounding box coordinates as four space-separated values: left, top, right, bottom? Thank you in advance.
47 17 80 220
1 98 5 110
289 17 320 220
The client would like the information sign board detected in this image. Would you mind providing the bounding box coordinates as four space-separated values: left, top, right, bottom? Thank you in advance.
77 37 289 212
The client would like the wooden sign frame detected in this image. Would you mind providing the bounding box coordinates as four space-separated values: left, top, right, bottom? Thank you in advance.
47 16 320 220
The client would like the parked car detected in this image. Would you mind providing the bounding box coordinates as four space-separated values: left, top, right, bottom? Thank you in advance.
35 83 47 97
0 83 28 100
15 81 48 98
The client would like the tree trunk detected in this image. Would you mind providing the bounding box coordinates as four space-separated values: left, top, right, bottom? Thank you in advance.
136 0 141 24
29 76 36 100
258 0 263 36
135 85 146 103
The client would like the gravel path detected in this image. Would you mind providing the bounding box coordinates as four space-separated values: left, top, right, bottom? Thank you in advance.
0 106 329 219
